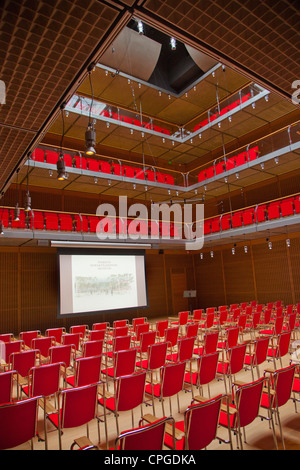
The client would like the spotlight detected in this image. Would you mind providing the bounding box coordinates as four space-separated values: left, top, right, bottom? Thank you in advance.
286 238 291 247
94 177 98 184
0 222 4 235
200 253 203 259
57 155 66 181
260 162 264 170
133 183 136 190
210 250 214 258
13 203 20 222
24 191 31 212
232 247 235 255
244 245 248 253
236 173 239 179
85 123 96 156
274 157 279 164
137 20 144 35
268 241 272 250
218 122 221 128
252 102 256 109
228 116 232 122
199 133 202 139
265 95 269 102
170 37 176 50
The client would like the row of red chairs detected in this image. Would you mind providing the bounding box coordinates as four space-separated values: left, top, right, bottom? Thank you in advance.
100 109 171 137
31 148 175 185
204 195 300 235
198 145 259 182
193 93 251 133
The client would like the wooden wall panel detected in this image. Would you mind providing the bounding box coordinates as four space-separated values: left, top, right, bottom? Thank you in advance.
289 237 300 303
222 246 256 305
0 250 19 335
194 250 226 309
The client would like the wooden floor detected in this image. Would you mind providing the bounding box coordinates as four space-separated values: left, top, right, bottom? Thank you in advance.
6 325 300 451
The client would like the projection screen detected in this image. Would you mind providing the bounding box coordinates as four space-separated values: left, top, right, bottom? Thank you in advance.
57 249 148 317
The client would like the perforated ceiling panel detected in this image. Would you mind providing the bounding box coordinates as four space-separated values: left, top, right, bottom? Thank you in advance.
0 0 121 192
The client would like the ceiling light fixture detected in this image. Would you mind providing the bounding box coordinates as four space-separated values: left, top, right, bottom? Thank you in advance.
200 253 203 259
210 250 214 258
13 168 20 221
244 245 248 253
57 153 66 181
24 153 31 212
286 238 291 247
170 37 176 50
0 221 4 235
85 64 96 156
137 20 144 35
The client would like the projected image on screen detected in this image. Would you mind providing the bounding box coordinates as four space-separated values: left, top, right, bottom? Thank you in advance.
59 252 148 316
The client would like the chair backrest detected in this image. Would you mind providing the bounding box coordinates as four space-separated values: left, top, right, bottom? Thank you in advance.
113 320 128 329
198 351 219 386
218 310 228 325
276 330 292 359
61 333 81 351
135 323 150 342
251 312 261 328
11 350 39 378
32 336 54 359
227 343 247 375
192 309 203 321
287 313 296 330
235 377 265 428
115 371 147 412
69 325 88 338
156 320 169 338
177 337 196 362
206 307 215 314
271 364 296 408
92 322 108 331
161 361 186 398
88 329 106 342
237 314 247 331
20 330 40 349
147 341 168 370
131 317 146 332
185 323 199 338
45 327 65 344
225 327 239 348
29 362 62 397
253 336 270 366
114 348 137 378
274 316 284 335
49 344 73 368
0 370 15 404
60 383 99 429
232 309 240 322
203 331 219 354
82 340 104 358
183 395 223 450
0 333 13 343
116 416 171 450
1 340 23 364
205 313 215 328
0 396 40 450
111 335 131 353
73 355 102 387
263 309 272 324
164 327 179 347
111 326 129 338
178 311 189 325
139 331 156 354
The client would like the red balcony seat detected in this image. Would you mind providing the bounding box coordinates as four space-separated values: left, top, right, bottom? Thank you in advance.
248 146 259 161
242 208 256 226
220 214 231 230
45 150 59 165
215 161 225 175
235 152 247 166
45 213 59 231
280 198 294 217
209 113 218 122
170 223 179 238
193 123 201 132
112 163 122 176
111 112 119 121
31 211 44 230
204 221 211 235
231 211 243 228
123 166 135 178
165 174 174 185
145 170 156 182
219 106 229 116
74 214 88 232
149 221 159 236
98 217 115 233
162 128 171 136
73 155 87 170
32 148 45 162
132 119 142 127
210 217 220 232
63 154 73 167
198 170 206 182
256 204 267 222
241 93 251 103
135 169 145 180
268 202 281 220
225 157 236 171
99 161 111 174
120 116 133 125
160 222 170 237
116 219 126 234
205 166 215 179
200 118 209 128
87 159 100 172
0 208 10 227
144 123 152 130
100 110 110 118
88 216 100 233
59 214 73 231
153 125 163 133
156 173 166 184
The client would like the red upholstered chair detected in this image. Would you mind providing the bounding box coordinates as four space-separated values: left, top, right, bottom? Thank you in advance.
242 208 256 226
99 371 147 448
115 416 174 450
82 340 104 359
30 211 45 230
1 340 23 367
211 217 220 232
231 211 243 228
32 148 45 162
61 333 82 355
261 365 296 450
47 382 101 450
135 340 168 375
45 150 59 165
49 344 74 380
92 322 109 332
19 330 41 349
256 204 267 222
0 396 40 450
244 336 270 380
66 355 102 388
220 213 232 230
280 197 294 217
144 361 186 417
9 350 39 399
135 168 145 180
0 333 14 343
101 348 137 389
45 327 66 344
155 320 169 340
99 160 111 174
45 212 59 231
217 343 247 394
69 324 88 340
166 394 223 450
73 155 87 169
59 213 73 231
87 158 100 172
0 208 10 228
123 165 135 178
267 201 281 220
217 327 239 350
184 351 219 398
266 330 292 369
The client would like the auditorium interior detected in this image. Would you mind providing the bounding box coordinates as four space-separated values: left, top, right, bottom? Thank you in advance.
0 0 300 451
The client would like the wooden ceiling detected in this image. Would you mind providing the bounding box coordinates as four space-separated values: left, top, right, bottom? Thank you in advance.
1 0 299 205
